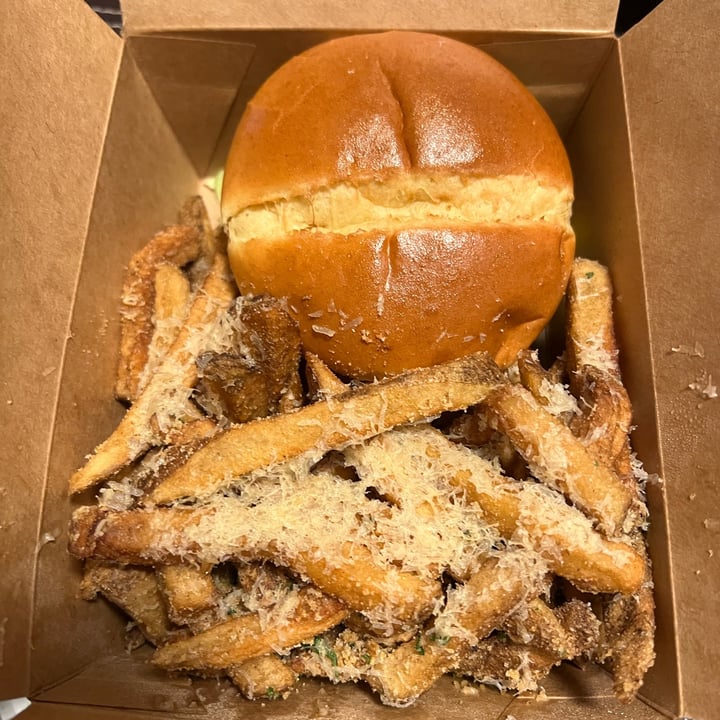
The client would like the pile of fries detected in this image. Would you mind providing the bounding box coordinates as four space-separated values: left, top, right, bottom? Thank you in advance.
68 197 655 706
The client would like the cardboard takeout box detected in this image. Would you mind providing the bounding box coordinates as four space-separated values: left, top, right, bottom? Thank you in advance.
2 0 718 717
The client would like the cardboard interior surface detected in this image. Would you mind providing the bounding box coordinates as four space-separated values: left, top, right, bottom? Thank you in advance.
3 0 719 717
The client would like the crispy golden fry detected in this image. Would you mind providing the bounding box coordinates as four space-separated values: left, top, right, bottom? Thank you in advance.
517 349 552 407
152 587 347 672
503 597 600 659
570 365 633 469
306 354 496 581
516 349 578 422
347 425 644 594
598 574 656 701
81 562 181 646
149 351 504 504
482 383 633 534
305 352 347 397
156 564 217 625
69 253 236 495
116 224 204 403
368 552 544 706
177 195 213 243
564 260 655 699
136 263 192 395
456 637 560 693
227 654 298 700
69 478 442 624
566 258 622 391
160 416 218 447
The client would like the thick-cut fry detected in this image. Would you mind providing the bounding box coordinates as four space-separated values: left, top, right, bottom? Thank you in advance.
598 573 656 701
483 383 633 534
149 351 505 504
345 425 644 594
156 564 217 625
307 354 497 581
136 263 192 395
516 349 578 421
227 655 298 699
116 224 203 402
69 474 443 624
152 586 347 671
81 562 181 646
564 259 656 699
456 638 560 693
368 552 544 706
566 258 622 389
69 253 236 495
503 597 600 659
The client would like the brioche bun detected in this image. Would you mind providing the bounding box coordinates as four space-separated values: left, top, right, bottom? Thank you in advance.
222 31 574 380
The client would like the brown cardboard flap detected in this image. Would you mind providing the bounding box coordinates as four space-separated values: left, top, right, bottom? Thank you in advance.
0 0 120 699
126 35 256 175
620 1 720 718
121 0 620 37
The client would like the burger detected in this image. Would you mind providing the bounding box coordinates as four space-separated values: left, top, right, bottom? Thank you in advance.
222 31 574 380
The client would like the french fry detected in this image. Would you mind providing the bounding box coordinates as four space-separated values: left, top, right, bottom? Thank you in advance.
306 354 497 581
345 425 644 594
80 562 181 646
69 252 236 495
368 551 544 706
69 472 443 624
565 259 655 698
227 655 298 700
156 564 218 625
482 383 633 534
456 637 561 693
516 348 578 421
597 571 656 701
116 224 204 403
136 263 192 395
149 351 505 504
152 586 347 672
565 258 623 387
503 597 600 659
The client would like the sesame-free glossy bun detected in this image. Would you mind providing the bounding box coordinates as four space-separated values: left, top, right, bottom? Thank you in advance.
222 31 575 380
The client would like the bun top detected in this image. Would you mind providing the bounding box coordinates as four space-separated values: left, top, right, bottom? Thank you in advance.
222 31 575 379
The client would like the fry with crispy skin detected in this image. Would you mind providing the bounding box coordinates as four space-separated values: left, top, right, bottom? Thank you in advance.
136 263 192 395
156 564 218 625
149 351 504 504
368 552 545 706
81 562 182 646
116 224 203 403
482 383 633 534
227 655 298 700
69 474 443 625
344 424 644 594
566 258 622 390
69 252 236 495
152 586 347 672
565 258 655 699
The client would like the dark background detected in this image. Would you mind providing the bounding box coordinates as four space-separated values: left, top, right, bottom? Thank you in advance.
87 1 665 35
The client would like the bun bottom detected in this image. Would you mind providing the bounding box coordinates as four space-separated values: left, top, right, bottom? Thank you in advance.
229 225 575 380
